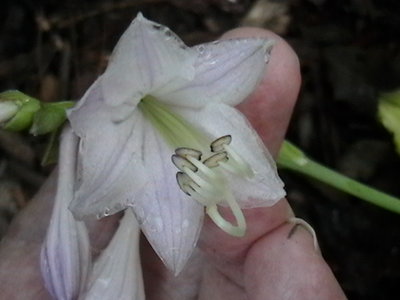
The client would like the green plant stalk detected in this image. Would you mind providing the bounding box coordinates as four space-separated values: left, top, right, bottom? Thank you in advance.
278 141 400 214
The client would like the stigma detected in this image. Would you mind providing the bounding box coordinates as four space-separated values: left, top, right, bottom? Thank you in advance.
172 135 253 237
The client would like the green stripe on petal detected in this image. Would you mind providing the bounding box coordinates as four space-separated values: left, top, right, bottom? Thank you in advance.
138 96 208 150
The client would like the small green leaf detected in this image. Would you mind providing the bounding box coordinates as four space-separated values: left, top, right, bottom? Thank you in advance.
378 90 400 155
30 102 74 136
41 130 60 166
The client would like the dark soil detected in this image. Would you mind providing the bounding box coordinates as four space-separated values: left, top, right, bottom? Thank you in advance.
1 1 399 299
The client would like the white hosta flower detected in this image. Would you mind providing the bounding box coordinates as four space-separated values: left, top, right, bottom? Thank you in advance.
41 126 91 299
68 13 285 274
83 210 144 300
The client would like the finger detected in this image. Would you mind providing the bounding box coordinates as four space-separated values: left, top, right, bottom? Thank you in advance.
229 28 301 156
199 28 300 263
199 28 345 299
0 174 56 299
0 170 119 299
244 225 347 299
0 168 119 250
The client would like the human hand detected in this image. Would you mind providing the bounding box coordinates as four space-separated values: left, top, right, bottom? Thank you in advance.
0 28 346 300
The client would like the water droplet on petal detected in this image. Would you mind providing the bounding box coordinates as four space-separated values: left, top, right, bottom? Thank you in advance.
103 207 110 216
97 207 111 219
264 45 273 63
182 219 189 229
153 217 164 232
152 24 162 30
198 45 205 54
134 207 146 225
264 54 271 64
124 198 131 207
164 28 172 37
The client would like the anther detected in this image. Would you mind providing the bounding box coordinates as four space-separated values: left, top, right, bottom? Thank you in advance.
176 171 222 206
176 172 195 196
171 136 251 238
175 147 202 160
171 155 197 172
185 156 221 180
210 135 232 152
203 152 229 168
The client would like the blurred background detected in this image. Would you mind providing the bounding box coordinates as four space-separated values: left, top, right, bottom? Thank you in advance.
0 0 399 298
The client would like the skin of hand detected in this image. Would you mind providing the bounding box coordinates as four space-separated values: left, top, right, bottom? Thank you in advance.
0 28 347 300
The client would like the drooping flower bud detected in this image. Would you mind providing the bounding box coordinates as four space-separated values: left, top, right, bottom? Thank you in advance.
0 90 41 131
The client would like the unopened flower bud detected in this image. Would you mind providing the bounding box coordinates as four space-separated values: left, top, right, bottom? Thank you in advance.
0 101 19 123
0 90 41 131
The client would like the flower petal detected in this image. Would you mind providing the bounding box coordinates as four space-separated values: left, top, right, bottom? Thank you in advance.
41 127 91 299
177 103 285 207
153 38 274 108
101 13 196 108
131 118 204 275
83 210 145 300
68 81 147 219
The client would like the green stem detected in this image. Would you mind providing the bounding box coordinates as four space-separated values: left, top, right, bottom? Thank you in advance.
278 141 400 214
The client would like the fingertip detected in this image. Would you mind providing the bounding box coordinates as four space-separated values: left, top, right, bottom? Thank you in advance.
244 224 346 299
222 27 301 156
199 198 293 262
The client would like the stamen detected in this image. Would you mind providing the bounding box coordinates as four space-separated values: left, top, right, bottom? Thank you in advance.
210 135 232 152
171 155 197 172
222 145 254 178
218 161 240 174
186 155 221 181
203 152 228 168
188 183 221 205
183 167 221 197
176 172 220 206
176 172 194 196
189 191 214 206
175 147 202 160
172 135 252 237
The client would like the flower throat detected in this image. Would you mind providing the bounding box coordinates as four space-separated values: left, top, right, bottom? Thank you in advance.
138 96 207 150
138 96 253 237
